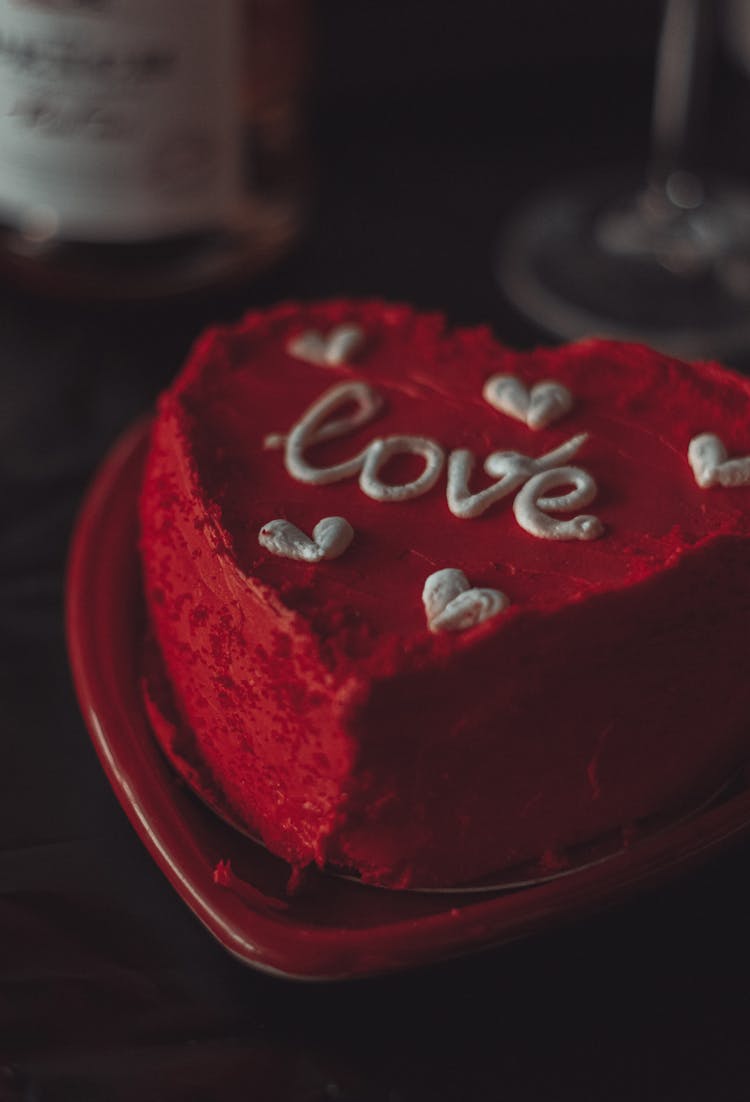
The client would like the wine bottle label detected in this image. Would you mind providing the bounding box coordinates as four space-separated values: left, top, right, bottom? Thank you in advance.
0 0 244 242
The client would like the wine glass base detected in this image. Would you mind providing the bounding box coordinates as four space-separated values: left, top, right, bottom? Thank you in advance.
496 172 750 361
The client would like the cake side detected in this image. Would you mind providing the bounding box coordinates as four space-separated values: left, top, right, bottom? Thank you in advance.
323 534 750 886
139 390 366 868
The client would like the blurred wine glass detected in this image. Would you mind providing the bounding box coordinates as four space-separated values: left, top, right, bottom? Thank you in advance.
496 0 750 359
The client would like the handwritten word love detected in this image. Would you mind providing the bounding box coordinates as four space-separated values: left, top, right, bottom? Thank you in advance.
264 381 604 541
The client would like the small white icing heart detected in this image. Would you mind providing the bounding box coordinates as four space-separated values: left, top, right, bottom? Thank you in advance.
258 517 354 562
422 568 509 633
688 433 750 488
287 324 364 367
483 374 573 430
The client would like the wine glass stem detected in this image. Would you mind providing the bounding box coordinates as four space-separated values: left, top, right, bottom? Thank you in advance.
649 0 714 193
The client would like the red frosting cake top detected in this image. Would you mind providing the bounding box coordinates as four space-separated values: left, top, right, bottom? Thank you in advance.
141 300 750 888
163 300 750 677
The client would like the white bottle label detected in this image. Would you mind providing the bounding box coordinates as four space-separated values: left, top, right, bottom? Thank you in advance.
0 0 244 242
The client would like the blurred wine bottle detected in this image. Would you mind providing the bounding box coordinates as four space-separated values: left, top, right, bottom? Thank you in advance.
0 0 310 299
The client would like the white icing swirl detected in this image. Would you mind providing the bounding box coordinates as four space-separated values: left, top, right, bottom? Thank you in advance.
447 448 531 519
284 381 384 484
360 435 446 502
272 381 445 503
513 466 603 540
449 433 589 519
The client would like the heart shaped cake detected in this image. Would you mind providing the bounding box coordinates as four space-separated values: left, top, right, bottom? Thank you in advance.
139 301 750 888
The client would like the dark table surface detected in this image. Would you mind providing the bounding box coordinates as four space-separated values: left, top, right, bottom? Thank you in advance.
4 6 750 1099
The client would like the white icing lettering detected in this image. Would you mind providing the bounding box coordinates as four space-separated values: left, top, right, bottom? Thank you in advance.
258 516 354 562
423 568 509 633
360 435 445 502
447 448 531 519
483 374 574 429
271 381 444 503
484 432 589 478
287 324 365 366
688 433 750 488
513 466 603 540
284 381 384 484
267 380 602 537
449 432 589 519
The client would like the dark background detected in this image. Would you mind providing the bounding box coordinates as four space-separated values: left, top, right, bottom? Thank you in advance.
4 2 750 1098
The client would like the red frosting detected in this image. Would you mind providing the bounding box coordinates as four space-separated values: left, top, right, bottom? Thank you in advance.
139 301 750 888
